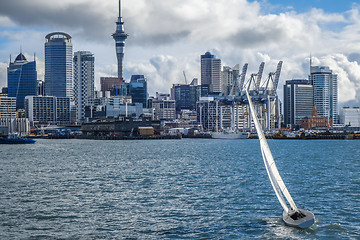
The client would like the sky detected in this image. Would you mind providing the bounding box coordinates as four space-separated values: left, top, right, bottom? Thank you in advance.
1 0 360 107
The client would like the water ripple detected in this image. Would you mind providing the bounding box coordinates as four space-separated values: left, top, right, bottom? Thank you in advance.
0 139 359 239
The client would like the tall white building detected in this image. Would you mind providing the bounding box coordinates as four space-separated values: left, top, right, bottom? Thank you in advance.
310 66 338 124
73 51 95 122
201 52 221 94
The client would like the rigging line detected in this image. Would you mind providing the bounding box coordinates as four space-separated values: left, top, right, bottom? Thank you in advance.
16 68 22 104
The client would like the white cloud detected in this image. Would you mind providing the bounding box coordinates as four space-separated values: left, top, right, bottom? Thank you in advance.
319 54 360 103
0 62 7 89
0 16 15 27
0 0 360 106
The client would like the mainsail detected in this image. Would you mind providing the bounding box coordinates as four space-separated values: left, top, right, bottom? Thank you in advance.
245 88 298 214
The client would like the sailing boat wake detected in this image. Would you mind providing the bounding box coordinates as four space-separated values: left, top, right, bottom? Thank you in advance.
245 88 315 229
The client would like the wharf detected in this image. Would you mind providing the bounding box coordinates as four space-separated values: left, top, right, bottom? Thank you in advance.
78 134 182 140
249 133 360 140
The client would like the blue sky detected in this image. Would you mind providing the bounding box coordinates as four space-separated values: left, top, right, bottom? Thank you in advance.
258 0 356 13
1 0 360 105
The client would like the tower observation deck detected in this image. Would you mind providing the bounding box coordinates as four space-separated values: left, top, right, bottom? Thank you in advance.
112 0 128 80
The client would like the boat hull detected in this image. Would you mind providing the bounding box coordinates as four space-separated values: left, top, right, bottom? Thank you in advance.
0 137 36 144
211 132 249 139
282 209 315 229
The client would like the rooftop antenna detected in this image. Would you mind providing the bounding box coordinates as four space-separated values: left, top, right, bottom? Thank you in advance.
34 52 36 61
309 53 312 75
183 70 188 85
10 54 11 63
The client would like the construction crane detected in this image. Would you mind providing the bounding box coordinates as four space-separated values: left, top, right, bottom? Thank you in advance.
261 61 283 92
273 61 283 90
255 62 265 90
238 63 248 93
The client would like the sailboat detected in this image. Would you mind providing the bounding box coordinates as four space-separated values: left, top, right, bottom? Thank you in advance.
245 88 315 229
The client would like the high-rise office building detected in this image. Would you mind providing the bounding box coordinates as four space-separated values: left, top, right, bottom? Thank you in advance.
310 66 338 124
45 32 73 98
113 0 128 80
283 79 313 128
7 53 37 109
201 52 221 94
172 82 209 113
73 51 95 122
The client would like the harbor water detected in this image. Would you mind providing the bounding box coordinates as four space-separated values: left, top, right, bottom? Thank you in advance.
0 139 359 239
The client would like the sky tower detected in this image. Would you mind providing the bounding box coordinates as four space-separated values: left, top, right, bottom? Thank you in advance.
112 0 128 80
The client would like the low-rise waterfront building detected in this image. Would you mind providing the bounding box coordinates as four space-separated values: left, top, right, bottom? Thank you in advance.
25 96 71 125
301 106 332 130
81 117 160 137
196 97 251 131
0 118 30 135
153 99 176 120
339 107 360 127
0 96 16 118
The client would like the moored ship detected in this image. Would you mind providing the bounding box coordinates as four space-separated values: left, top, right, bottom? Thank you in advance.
211 131 249 139
0 133 36 144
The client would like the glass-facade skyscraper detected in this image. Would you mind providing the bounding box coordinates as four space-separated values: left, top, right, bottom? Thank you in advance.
45 32 73 98
7 53 37 109
120 75 148 108
310 66 338 124
173 84 209 113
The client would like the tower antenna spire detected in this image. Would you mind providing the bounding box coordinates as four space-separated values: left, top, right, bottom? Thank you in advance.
113 0 128 80
119 0 121 18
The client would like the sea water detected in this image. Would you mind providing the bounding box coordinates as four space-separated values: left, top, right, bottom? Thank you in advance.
0 139 359 239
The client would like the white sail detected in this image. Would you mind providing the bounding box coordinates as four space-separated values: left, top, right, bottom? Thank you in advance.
245 88 298 213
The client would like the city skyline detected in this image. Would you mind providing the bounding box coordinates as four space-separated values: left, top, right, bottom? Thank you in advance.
1 0 360 107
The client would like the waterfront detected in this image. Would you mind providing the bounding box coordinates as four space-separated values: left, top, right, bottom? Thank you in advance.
0 139 359 239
